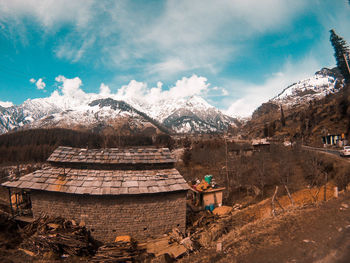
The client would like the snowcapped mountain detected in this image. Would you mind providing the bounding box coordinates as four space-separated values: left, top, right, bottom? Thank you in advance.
271 67 343 107
0 95 236 134
0 99 61 134
159 96 235 133
27 98 170 135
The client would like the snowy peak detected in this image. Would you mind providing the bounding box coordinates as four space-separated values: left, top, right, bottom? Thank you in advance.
271 67 343 107
0 95 235 134
28 98 171 134
160 96 236 133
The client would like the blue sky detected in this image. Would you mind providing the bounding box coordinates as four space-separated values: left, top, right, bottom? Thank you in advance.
0 0 350 116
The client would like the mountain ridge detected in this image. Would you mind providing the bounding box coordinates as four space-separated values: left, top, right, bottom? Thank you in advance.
0 95 237 135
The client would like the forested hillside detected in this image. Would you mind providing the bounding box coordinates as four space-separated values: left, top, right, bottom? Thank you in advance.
0 128 173 164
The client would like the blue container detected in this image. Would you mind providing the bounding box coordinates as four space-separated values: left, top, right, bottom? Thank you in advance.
209 204 215 212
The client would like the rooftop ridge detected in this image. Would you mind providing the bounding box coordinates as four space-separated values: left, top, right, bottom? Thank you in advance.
47 146 175 165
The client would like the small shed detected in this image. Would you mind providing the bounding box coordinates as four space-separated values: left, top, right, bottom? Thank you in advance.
188 187 225 211
322 134 342 146
252 138 271 152
2 146 189 242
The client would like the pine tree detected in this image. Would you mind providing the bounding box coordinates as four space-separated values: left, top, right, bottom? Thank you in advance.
329 29 350 83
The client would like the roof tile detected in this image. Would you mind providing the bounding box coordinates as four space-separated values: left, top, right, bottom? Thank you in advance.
1 160 187 196
46 146 175 165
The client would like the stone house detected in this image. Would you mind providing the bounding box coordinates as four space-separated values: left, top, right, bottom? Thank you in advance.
2 146 189 242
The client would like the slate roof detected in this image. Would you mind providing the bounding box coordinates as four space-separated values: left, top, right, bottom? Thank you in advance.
2 166 189 195
47 146 175 164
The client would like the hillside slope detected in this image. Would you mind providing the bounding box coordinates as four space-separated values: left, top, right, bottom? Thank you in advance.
243 68 349 145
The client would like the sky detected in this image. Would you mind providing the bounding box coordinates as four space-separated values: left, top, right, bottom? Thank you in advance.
0 0 350 117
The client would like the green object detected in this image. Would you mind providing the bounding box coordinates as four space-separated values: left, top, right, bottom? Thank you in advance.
204 175 213 184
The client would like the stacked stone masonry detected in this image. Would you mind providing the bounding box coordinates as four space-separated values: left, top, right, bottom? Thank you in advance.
31 190 187 242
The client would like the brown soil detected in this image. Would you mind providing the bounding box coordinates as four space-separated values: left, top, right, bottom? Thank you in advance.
181 191 350 263
1 186 350 262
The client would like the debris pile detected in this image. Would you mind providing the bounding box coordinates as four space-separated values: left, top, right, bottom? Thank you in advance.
91 238 150 263
0 211 22 249
19 216 98 258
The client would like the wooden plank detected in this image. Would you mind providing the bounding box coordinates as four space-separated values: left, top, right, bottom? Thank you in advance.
15 216 35 223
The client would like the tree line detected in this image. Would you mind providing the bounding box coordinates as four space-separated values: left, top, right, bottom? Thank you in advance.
0 128 174 165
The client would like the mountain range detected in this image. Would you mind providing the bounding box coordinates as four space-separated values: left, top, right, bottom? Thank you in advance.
0 67 344 135
0 93 237 135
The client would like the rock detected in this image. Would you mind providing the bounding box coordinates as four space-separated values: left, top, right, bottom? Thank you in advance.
114 235 132 243
213 206 233 216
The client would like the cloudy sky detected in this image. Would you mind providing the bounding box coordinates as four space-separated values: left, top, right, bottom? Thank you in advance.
0 0 349 116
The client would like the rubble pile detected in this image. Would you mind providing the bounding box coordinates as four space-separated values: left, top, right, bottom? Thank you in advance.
20 216 98 258
0 211 22 249
91 238 151 263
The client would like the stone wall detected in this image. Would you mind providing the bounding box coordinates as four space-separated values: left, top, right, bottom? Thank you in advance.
30 190 187 242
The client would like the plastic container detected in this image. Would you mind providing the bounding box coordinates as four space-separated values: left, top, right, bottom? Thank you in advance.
204 175 213 184
209 204 215 212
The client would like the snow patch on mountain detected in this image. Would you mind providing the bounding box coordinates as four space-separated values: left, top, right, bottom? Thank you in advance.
270 68 342 107
0 101 13 108
0 75 237 134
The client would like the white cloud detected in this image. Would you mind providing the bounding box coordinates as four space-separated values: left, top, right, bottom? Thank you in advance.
224 56 321 117
116 80 148 101
0 0 95 28
0 101 13 107
115 75 209 103
222 88 229 96
0 0 309 78
167 75 209 99
35 78 46 90
29 78 36 83
99 83 111 96
46 74 212 110
55 36 96 62
50 75 89 108
148 58 188 77
117 0 307 75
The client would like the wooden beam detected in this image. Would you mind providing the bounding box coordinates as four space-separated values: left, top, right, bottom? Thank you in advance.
8 188 14 218
343 53 350 76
